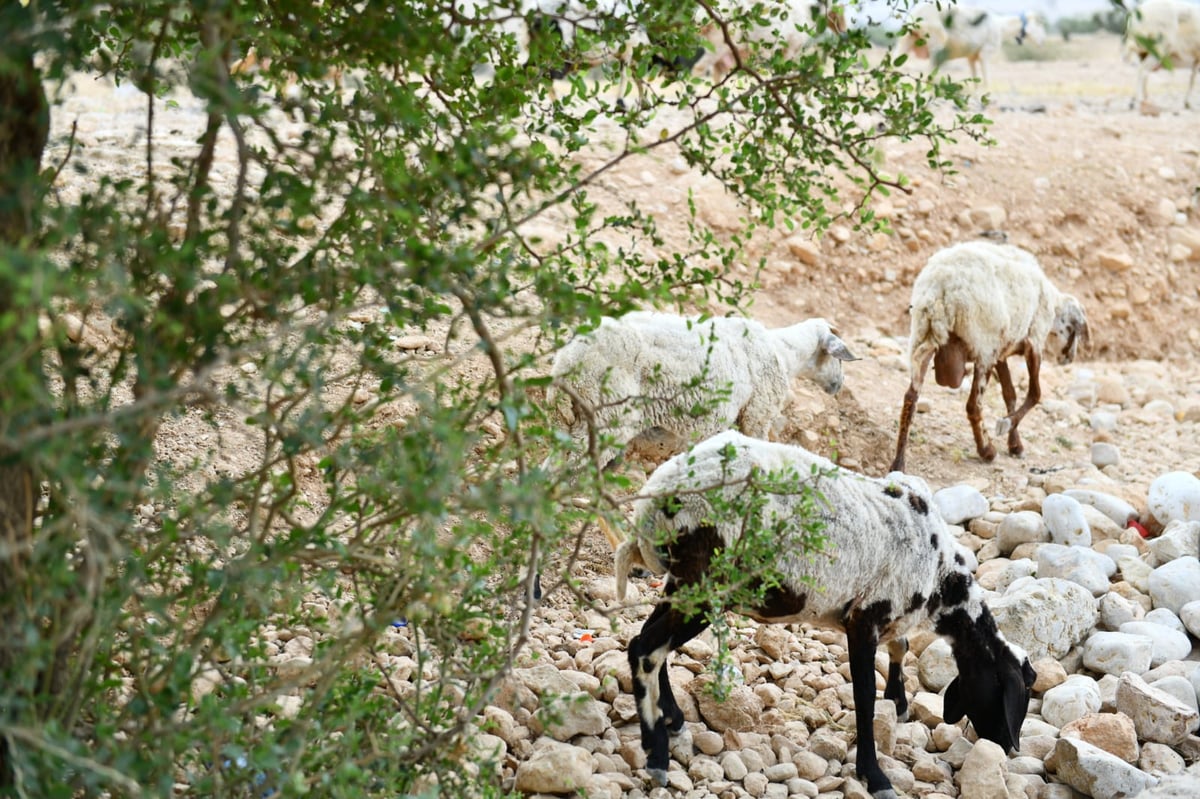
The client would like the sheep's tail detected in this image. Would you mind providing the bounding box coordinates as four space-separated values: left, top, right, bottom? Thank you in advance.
910 292 954 350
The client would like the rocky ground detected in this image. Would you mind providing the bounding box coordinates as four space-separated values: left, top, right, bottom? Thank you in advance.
52 29 1200 799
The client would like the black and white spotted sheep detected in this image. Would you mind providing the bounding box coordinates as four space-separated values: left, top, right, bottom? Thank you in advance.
615 431 1035 799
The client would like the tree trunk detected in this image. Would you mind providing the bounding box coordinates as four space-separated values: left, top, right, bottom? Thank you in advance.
1 9 50 787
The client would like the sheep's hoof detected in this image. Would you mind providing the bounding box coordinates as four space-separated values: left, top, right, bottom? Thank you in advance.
645 768 669 788
1009 443 1025 458
995 417 1012 437
979 444 997 463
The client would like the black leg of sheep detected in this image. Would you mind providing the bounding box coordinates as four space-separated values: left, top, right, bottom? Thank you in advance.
627 582 710 785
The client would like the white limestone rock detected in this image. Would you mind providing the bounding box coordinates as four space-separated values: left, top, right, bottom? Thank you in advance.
1115 672 1200 745
1137 742 1186 776
990 578 1098 661
1118 621 1194 668
1148 472 1200 525
1042 674 1103 728
1148 557 1200 614
1143 607 1187 634
1053 737 1160 799
1099 592 1146 630
1082 631 1155 676
531 690 611 740
997 511 1048 556
1146 521 1200 565
514 739 595 794
1180 599 1200 638
1081 504 1127 541
934 484 990 525
1036 543 1116 597
1065 484 1137 523
917 637 957 693
994 559 1038 594
1042 493 1092 547
1104 543 1141 565
956 738 1013 799
1091 442 1121 468
1119 554 1155 593
1130 772 1200 798
1147 676 1199 714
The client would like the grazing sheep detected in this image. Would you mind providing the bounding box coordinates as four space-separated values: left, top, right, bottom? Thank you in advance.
616 431 1035 796
893 3 1047 91
1124 0 1200 110
549 311 857 471
891 241 1089 473
692 0 847 83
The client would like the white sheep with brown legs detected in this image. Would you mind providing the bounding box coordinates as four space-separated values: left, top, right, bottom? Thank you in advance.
891 240 1089 473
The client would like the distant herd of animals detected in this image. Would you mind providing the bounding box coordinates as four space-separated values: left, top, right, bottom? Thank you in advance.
231 0 1200 110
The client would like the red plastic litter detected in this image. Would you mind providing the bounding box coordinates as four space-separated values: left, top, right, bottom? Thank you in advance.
1127 519 1150 539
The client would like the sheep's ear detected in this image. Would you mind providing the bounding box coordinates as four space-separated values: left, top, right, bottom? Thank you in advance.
1000 659 1035 751
943 676 966 724
822 332 859 362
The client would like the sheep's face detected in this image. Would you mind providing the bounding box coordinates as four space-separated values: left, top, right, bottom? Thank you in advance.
944 642 1036 752
810 327 859 395
1048 296 1089 365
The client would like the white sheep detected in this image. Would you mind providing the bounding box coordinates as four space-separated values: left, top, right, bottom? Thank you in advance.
692 0 847 83
891 241 1089 473
893 3 1047 91
616 431 1035 796
1124 0 1200 110
549 311 857 471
